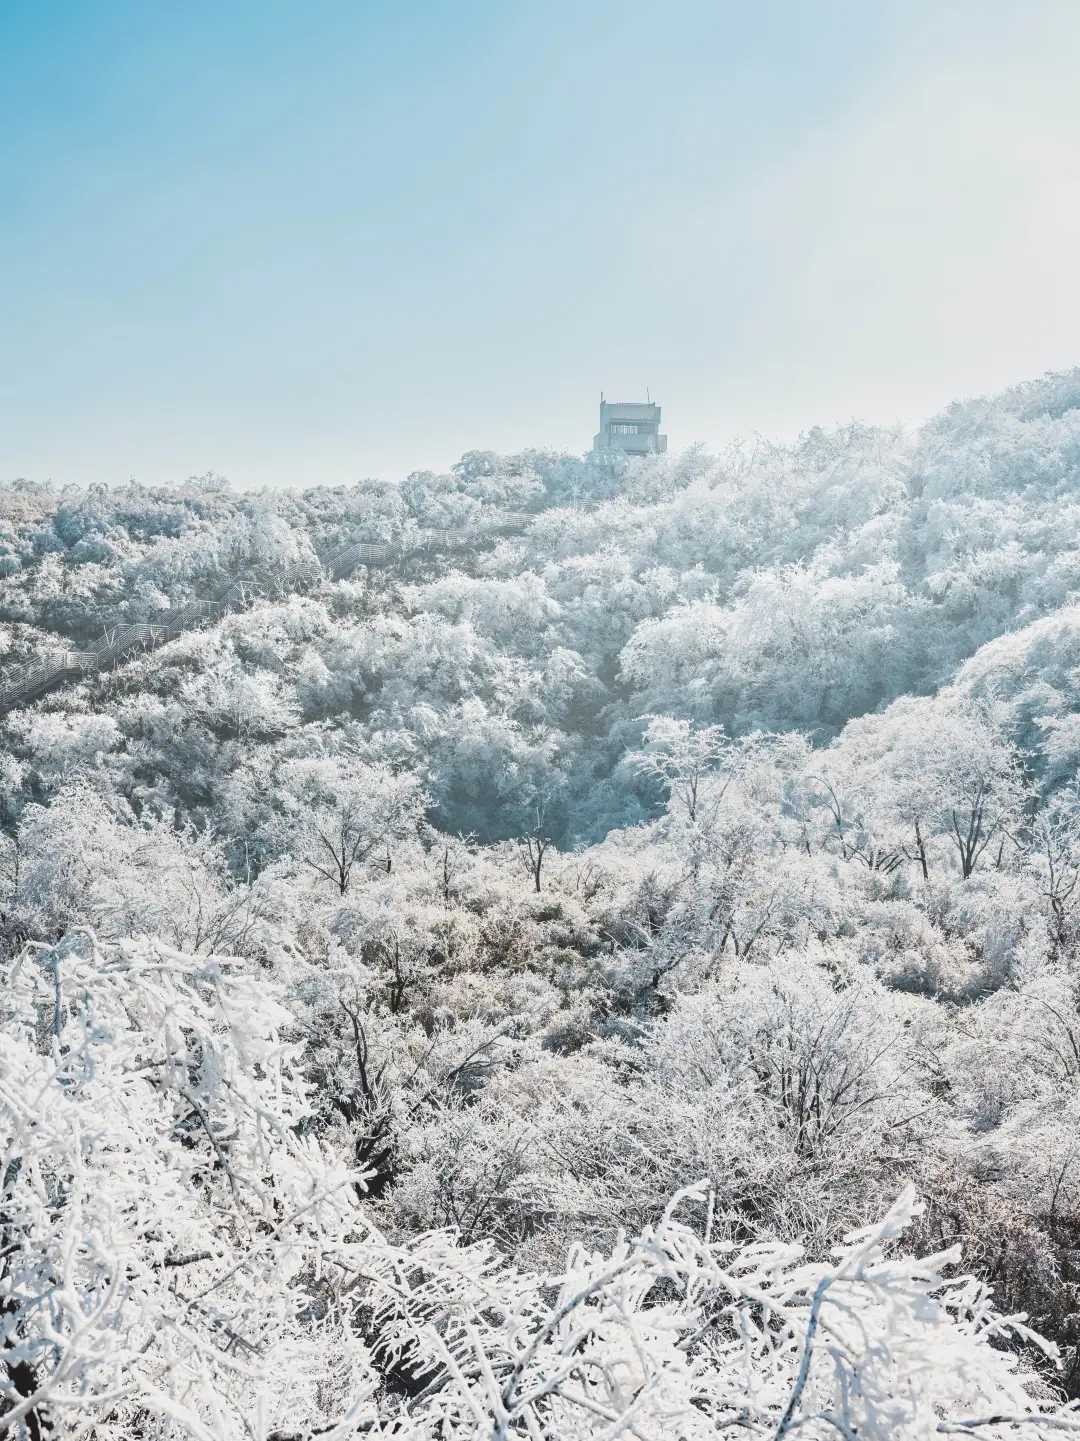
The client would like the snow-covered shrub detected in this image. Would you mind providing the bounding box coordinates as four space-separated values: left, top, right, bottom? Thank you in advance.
1 933 1073 1439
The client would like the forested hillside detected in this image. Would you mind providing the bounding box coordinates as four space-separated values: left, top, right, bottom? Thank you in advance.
6 371 1080 1437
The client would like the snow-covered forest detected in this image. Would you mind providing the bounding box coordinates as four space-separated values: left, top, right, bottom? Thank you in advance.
8 370 1080 1437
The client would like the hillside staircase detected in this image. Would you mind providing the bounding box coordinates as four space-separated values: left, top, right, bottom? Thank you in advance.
0 515 528 717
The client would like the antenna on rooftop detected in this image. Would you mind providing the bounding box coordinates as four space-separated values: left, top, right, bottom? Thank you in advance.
647 388 651 404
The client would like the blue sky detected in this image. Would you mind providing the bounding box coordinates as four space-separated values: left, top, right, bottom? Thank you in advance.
2 0 1080 488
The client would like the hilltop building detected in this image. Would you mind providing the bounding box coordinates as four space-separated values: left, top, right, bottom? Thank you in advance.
591 397 667 459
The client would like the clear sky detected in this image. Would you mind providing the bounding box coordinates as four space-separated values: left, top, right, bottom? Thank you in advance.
3 0 1080 489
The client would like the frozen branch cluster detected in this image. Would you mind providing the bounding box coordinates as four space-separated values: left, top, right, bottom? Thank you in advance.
0 933 1068 1439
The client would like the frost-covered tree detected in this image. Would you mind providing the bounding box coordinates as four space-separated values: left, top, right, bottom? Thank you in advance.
275 756 427 895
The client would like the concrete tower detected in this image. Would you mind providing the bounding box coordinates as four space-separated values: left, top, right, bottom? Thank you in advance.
592 397 667 458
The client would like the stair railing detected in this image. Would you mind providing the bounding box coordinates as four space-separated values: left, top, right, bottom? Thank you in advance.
0 512 530 714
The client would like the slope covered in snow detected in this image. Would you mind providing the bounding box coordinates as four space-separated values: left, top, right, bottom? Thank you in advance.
6 372 1080 1436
